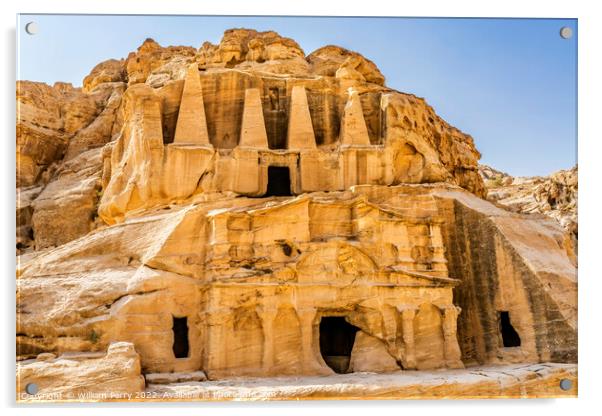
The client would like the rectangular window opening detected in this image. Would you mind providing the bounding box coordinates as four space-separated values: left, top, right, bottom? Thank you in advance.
172 316 190 358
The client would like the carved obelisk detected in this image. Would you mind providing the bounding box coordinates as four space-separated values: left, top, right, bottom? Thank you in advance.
287 85 317 150
173 63 212 147
239 88 269 148
340 88 371 147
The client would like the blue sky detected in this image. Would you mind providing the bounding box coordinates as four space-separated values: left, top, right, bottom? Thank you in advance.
17 15 577 176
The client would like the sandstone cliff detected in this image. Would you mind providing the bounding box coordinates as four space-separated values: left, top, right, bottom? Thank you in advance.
17 29 485 252
17 73 125 252
16 28 576 400
16 184 576 371
480 165 578 242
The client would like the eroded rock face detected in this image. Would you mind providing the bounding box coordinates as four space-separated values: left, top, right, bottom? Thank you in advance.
126 38 197 86
83 59 127 93
16 67 124 251
17 81 102 187
480 165 578 243
434 187 577 364
348 331 400 372
95 30 485 224
17 184 576 379
198 28 309 75
31 147 104 249
16 29 486 250
16 186 42 253
18 189 466 376
17 342 145 401
63 86 125 161
307 45 385 86
16 28 576 397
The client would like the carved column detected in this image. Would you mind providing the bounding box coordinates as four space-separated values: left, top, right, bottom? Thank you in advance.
205 311 226 374
399 308 417 370
258 308 278 374
381 306 402 362
297 307 324 373
442 305 464 369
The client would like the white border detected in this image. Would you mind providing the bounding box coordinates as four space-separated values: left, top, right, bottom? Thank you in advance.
2 1 599 415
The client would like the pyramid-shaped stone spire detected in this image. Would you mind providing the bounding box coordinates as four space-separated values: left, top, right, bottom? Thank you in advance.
173 63 211 146
239 88 269 148
287 85 317 150
340 88 371 147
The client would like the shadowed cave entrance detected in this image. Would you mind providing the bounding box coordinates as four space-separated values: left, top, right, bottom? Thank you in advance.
265 166 292 197
172 316 190 358
319 317 360 374
499 311 521 348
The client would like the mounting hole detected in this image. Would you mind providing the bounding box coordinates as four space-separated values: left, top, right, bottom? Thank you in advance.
560 26 573 39
25 22 38 35
559 378 573 391
25 383 39 395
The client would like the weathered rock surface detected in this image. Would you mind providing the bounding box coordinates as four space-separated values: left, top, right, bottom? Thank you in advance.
145 371 207 384
433 186 577 364
16 29 486 251
16 73 124 251
15 28 576 401
17 81 99 187
83 59 126 93
126 38 196 86
17 184 576 376
31 147 104 249
480 165 577 242
307 45 385 86
16 185 42 253
145 363 576 401
198 28 309 76
348 331 401 373
96 31 485 224
63 86 125 160
17 342 145 401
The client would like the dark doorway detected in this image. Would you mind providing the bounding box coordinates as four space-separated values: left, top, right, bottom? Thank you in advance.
172 316 190 358
265 166 292 197
499 311 521 347
319 317 359 373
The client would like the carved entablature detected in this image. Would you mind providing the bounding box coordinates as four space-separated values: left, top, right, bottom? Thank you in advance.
204 195 449 284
